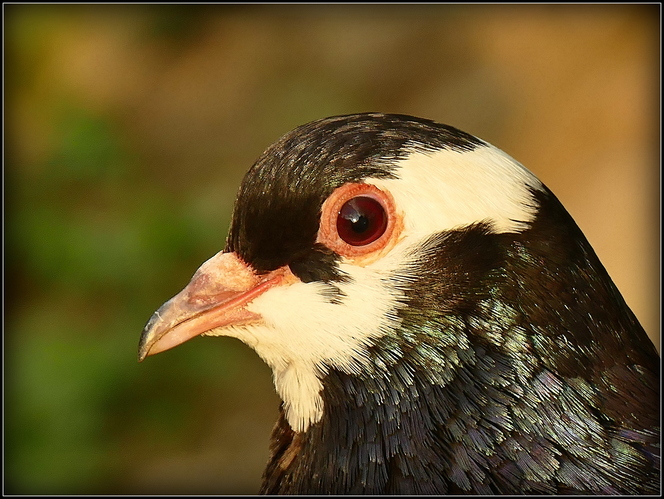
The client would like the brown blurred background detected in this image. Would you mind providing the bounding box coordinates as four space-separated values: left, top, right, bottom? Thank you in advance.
4 4 659 495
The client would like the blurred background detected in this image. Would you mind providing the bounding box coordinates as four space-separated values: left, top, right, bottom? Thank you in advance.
4 4 659 495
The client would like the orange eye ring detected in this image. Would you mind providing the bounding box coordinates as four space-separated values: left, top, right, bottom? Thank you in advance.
317 183 400 260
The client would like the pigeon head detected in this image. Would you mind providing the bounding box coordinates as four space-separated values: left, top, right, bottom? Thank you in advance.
138 113 659 494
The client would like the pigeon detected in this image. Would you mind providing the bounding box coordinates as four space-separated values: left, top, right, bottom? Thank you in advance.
139 112 660 494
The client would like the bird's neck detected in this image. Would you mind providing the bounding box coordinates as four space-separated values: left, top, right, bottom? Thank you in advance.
261 348 486 494
261 325 659 495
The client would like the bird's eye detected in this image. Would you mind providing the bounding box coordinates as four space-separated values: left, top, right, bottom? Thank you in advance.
317 183 400 260
337 196 387 246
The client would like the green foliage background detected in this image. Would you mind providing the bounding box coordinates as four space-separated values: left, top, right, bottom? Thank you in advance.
4 4 659 494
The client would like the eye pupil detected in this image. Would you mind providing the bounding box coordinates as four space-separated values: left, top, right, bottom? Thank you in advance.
337 196 387 246
350 215 369 233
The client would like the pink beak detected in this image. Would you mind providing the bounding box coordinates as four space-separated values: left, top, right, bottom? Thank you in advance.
138 251 289 361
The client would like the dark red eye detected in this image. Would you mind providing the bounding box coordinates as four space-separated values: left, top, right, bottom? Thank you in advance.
337 196 387 246
317 182 400 260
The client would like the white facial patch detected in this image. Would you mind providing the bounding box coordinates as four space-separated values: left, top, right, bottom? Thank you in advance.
370 143 543 237
213 262 405 433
